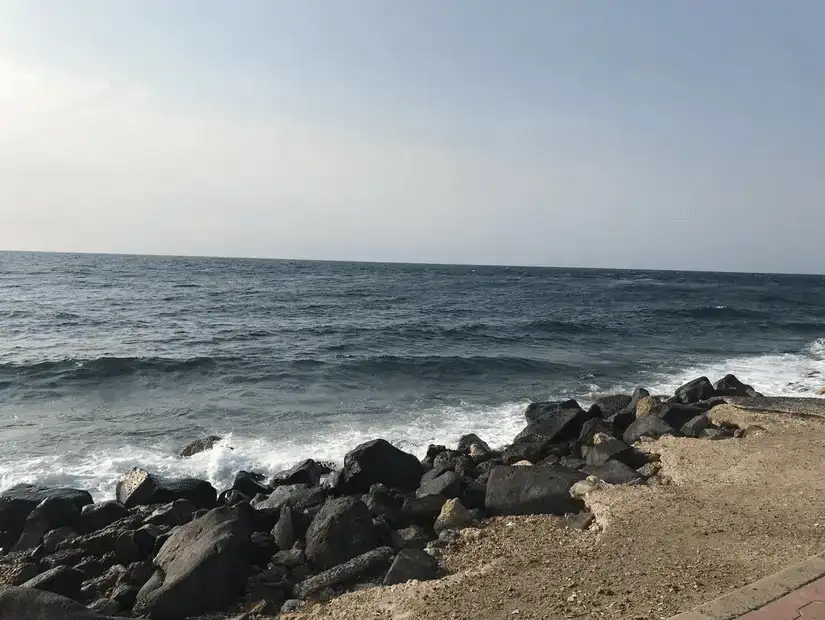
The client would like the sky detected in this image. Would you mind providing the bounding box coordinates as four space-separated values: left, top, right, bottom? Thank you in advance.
1 1 824 272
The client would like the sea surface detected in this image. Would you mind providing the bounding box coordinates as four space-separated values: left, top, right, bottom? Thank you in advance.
2 252 824 499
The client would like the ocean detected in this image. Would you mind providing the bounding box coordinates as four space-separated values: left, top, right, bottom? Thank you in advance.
2 252 824 499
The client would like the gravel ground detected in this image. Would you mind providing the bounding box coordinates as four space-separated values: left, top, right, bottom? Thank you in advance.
274 403 825 620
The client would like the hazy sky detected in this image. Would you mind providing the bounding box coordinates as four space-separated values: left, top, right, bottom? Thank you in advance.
1 2 824 272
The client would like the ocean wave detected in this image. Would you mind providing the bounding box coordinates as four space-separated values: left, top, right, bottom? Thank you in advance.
659 306 765 320
0 356 232 383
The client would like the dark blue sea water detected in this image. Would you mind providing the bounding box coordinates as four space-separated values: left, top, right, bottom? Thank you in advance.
2 252 825 498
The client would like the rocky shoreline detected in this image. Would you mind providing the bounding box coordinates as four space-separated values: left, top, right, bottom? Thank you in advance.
0 374 765 619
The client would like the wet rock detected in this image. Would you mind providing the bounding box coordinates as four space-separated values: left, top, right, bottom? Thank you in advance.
115 469 217 510
305 496 379 571
468 442 494 462
434 499 473 533
0 586 118 620
390 524 433 550
416 471 463 499
115 469 159 510
623 415 678 444
271 506 296 550
22 565 84 600
673 377 717 404
583 460 643 485
383 548 439 585
339 439 423 494
515 401 595 443
232 471 272 498
273 459 329 487
179 435 221 457
0 485 93 551
293 546 395 600
133 505 253 620
485 466 586 516
219 489 250 507
78 502 128 534
714 374 762 397
0 561 39 585
681 413 711 438
457 433 492 455
144 499 196 527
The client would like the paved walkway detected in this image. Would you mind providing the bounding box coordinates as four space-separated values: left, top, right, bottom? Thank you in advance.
738 575 825 619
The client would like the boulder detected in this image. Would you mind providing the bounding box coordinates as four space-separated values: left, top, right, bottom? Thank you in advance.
623 415 678 445
433 499 473 533
605 409 636 435
681 414 711 438
416 471 463 500
578 418 616 446
132 505 253 620
110 583 140 609
583 438 634 466
402 495 447 526
583 460 643 485
253 485 326 518
515 402 594 443
271 506 296 551
57 527 139 566
115 469 217 510
635 396 662 416
305 497 379 571
339 439 422 494
0 561 39 586
22 566 84 601
14 496 81 551
460 478 487 510
79 502 128 534
271 547 305 568
179 435 221 457
383 549 439 585
143 500 196 528
485 466 586 516
0 485 93 550
456 433 492 455
502 438 573 465
273 459 329 487
0 586 120 620
657 403 704 429
219 489 249 507
594 394 633 418
232 471 271 498
88 598 121 615
714 374 762 397
293 547 394 600
673 377 716 404
42 549 86 569
390 525 433 550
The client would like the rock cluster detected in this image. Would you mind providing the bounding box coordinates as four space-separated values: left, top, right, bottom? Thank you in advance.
0 374 758 618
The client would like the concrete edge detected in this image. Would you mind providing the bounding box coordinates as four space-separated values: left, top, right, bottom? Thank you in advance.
667 555 825 620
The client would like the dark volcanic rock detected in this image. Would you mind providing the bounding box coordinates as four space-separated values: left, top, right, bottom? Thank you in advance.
559 456 586 470
0 586 120 620
606 409 637 435
623 415 678 444
179 435 221 457
578 418 617 445
583 460 643 485
515 401 594 444
383 548 439 585
22 565 84 600
714 374 762 397
273 459 329 487
658 403 705 429
79 501 128 534
461 478 487 510
416 471 463 500
144 499 197 528
340 439 423 494
673 377 717 405
0 485 93 550
14 496 81 551
271 506 296 551
681 414 711 437
305 497 379 571
0 561 39 586
110 583 140 609
294 546 395 600
43 548 87 569
219 489 250 507
132 505 253 620
232 471 272 498
57 527 140 566
594 394 633 418
402 495 447 526
456 433 492 455
391 525 433 550
485 466 586 516
115 469 216 510
502 438 572 465
254 485 326 519
43 527 80 553
583 438 634 466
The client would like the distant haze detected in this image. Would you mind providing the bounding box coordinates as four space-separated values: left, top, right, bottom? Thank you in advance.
1 1 824 272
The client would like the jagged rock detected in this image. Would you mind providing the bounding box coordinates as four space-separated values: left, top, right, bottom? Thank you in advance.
116 561 153 589
115 469 217 510
293 546 395 599
144 499 196 528
658 403 704 429
219 489 250 507
594 394 633 418
714 374 762 397
273 459 329 487
681 414 711 437
390 525 433 550
339 439 423 494
250 532 278 566
133 505 253 620
43 527 79 553
583 460 643 485
383 548 439 585
635 396 662 416
88 598 121 615
14 496 81 551
305 497 379 571
271 547 306 568
134 524 165 559
82 565 125 601
271 506 296 551
253 485 326 520
468 442 494 462
43 549 87 569
559 456 586 469
57 527 139 566
232 471 271 498
111 583 140 609
0 485 93 551
475 459 503 477
460 478 487 510
0 561 39 585
583 438 634 466
623 415 678 444
74 557 108 581
673 377 717 404
578 418 616 446
402 495 447 526
79 502 128 534
485 466 586 516
22 566 84 600
515 402 595 443
502 438 573 465
0 586 119 619
457 433 492 455
179 435 221 457
433 499 473 533
416 471 463 499
282 599 304 613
